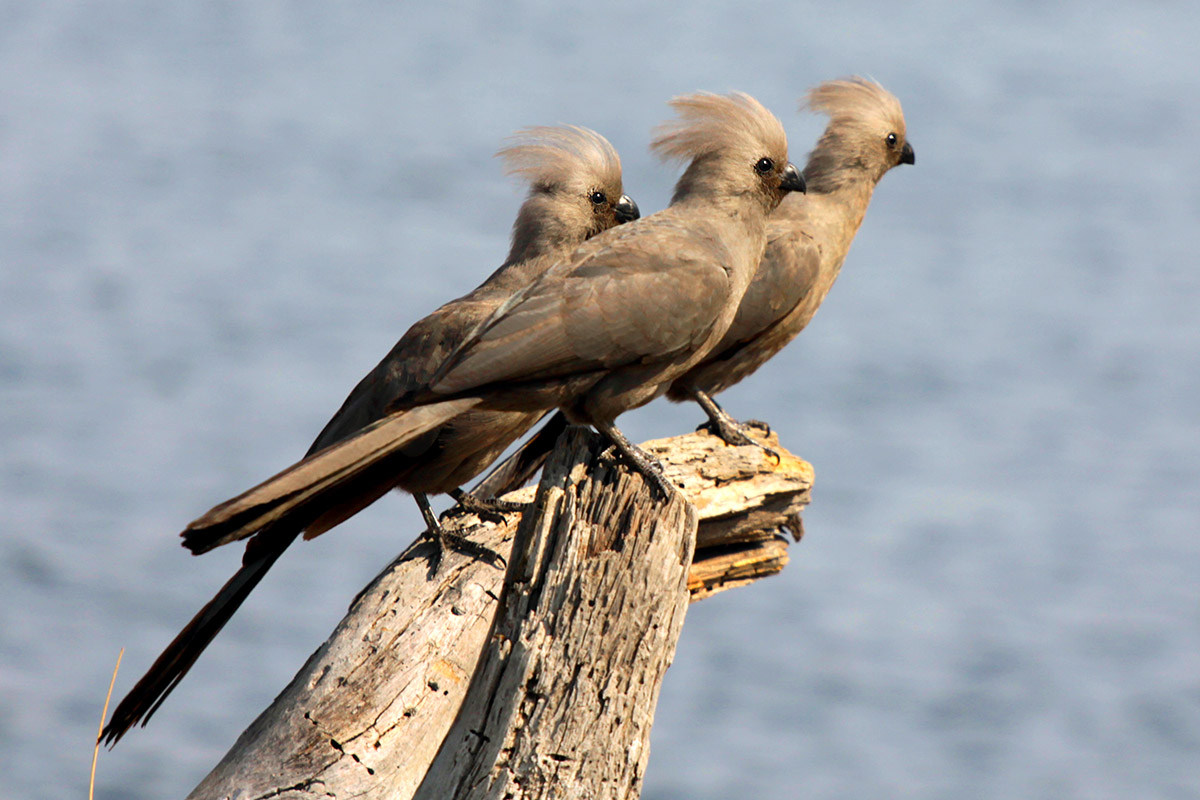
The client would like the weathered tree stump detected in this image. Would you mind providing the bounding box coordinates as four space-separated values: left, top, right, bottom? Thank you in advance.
187 425 812 800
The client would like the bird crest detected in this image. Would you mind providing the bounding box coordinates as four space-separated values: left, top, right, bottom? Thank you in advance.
804 77 906 141
650 91 788 166
497 125 623 195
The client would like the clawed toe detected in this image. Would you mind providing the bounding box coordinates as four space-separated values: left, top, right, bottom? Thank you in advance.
699 417 782 463
594 422 676 501
421 526 507 574
446 489 528 525
743 419 773 437
414 492 507 576
698 416 755 447
444 505 506 525
628 450 675 499
695 418 750 445
643 468 676 500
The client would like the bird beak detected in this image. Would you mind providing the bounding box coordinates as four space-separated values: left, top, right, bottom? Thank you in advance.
779 163 806 194
615 195 640 223
900 141 915 165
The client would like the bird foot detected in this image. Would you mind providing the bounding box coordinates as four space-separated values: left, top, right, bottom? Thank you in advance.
421 524 507 576
414 492 506 575
594 420 678 501
604 440 676 501
446 489 528 525
636 455 676 500
697 416 782 463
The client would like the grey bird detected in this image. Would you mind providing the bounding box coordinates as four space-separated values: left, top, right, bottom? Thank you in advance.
667 77 914 442
174 90 803 565
472 78 912 493
263 125 641 551
101 125 638 745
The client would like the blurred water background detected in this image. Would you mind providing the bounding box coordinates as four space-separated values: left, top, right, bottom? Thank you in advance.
2 2 1198 798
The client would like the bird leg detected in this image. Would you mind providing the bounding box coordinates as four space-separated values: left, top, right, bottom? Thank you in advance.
593 419 676 500
413 493 506 573
691 389 782 462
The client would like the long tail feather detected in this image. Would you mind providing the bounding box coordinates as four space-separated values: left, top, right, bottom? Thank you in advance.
101 526 298 746
182 398 483 554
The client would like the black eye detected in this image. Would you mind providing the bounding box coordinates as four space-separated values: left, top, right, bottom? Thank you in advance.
589 190 607 205
886 133 898 149
754 157 774 175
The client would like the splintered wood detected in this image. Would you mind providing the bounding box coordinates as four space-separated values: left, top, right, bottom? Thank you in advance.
188 426 811 800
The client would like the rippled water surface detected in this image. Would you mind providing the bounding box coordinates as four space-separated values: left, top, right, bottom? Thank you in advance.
3 3 1198 798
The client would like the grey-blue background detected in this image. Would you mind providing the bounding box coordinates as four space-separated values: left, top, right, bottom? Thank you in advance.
3 2 1197 798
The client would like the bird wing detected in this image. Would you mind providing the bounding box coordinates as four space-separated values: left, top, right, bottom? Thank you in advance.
430 216 734 394
305 254 556 454
716 223 821 349
304 300 487 455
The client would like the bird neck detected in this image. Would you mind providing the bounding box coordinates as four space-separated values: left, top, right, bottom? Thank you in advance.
774 180 874 264
799 166 875 239
506 193 587 263
802 128 889 196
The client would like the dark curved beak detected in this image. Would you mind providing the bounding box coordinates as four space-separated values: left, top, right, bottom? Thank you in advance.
614 194 640 223
900 141 915 165
779 162 806 194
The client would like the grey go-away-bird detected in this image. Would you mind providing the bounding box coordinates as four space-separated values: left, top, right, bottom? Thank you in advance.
668 77 914 441
242 125 641 553
101 125 638 745
474 78 912 493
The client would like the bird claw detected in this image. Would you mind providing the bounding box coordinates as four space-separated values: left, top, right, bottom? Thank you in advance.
446 489 528 525
642 467 677 501
596 436 675 500
698 417 783 464
421 525 507 576
743 419 773 437
696 417 753 446
615 447 675 500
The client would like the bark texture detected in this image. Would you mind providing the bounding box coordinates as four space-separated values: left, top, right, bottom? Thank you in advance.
188 426 811 800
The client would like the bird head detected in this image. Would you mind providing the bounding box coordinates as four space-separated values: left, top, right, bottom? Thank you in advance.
651 91 805 213
498 125 638 260
802 77 915 192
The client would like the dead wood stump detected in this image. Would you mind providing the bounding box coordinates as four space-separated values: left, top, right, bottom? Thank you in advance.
187 425 812 799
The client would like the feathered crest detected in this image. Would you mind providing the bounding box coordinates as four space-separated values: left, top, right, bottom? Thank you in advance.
804 77 905 137
496 125 622 192
650 91 788 164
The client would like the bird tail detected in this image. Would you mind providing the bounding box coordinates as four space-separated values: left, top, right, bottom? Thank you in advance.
468 410 568 500
181 397 483 554
100 525 299 746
